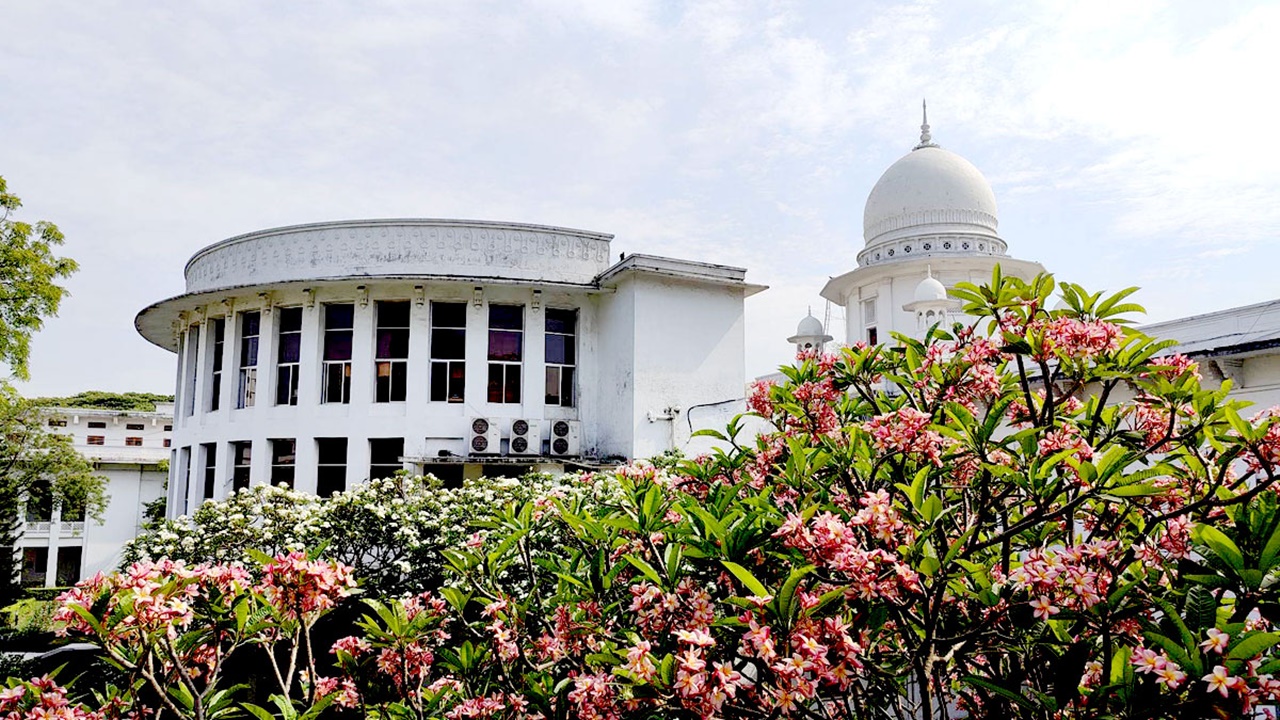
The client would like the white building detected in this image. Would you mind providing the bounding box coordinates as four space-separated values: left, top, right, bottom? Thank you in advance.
19 405 170 586
136 219 764 518
820 107 1045 344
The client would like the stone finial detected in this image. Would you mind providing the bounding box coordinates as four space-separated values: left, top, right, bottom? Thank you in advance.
915 99 938 150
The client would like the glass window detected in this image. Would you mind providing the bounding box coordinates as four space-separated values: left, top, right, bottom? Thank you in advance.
202 443 217 500
184 325 200 417
231 441 252 492
126 423 144 431
316 438 348 496
375 301 410 403
430 302 466 403
369 438 404 480
238 312 260 408
87 421 106 429
545 308 577 407
86 436 105 446
487 305 523 403
56 546 82 586
276 307 303 406
125 437 143 447
21 547 47 587
270 439 296 488
322 304 354 404
211 315 226 409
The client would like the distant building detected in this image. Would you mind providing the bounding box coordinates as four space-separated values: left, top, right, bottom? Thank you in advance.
820 104 1045 345
19 404 171 586
136 220 764 518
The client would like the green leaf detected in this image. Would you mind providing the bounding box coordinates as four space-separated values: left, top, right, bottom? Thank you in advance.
1229 632 1280 661
721 560 769 597
1184 585 1219 631
241 704 275 720
1261 521 1280 573
623 554 662 586
1194 523 1245 574
962 676 1037 711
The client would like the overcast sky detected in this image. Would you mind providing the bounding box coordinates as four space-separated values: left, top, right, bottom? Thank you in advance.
4 0 1279 396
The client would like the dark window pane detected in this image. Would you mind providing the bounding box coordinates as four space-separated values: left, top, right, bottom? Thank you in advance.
431 329 465 360
317 466 346 496
488 365 503 403
562 367 575 406
324 331 353 361
242 312 260 337
448 363 465 402
488 331 522 361
505 364 521 404
377 329 409 359
316 437 348 464
279 307 303 333
545 334 566 365
325 304 354 329
271 439 296 465
545 367 560 405
240 337 259 366
430 363 447 402
378 301 410 327
278 334 301 363
433 302 466 328
489 305 523 330
546 308 576 334
270 465 295 488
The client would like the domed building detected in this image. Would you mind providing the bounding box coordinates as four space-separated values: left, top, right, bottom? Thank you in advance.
136 219 764 517
821 105 1045 343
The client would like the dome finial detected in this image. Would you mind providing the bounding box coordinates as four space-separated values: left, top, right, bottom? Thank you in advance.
915 99 938 150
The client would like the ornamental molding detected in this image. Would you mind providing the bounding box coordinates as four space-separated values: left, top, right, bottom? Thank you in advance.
184 221 614 295
857 233 1009 268
864 208 998 245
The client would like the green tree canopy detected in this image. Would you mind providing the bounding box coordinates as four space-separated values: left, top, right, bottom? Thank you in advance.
32 390 174 413
0 175 77 381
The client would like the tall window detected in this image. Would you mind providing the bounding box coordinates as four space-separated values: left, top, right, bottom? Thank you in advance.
210 318 225 411
231 441 252 492
184 325 200 417
375 301 410 403
430 302 466 403
369 438 404 480
238 312 260 408
545 308 577 407
322 304 354 404
201 443 217 500
863 298 878 347
316 438 347 496
21 547 47 587
276 307 302 406
270 439 296 488
56 547 82 586
487 305 523 403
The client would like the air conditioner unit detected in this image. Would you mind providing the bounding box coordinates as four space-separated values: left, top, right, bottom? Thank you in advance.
509 419 542 456
469 417 501 455
548 419 581 457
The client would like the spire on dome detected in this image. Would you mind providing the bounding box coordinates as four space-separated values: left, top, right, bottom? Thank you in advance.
914 99 938 150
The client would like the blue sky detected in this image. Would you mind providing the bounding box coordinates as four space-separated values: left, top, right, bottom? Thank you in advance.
4 0 1279 395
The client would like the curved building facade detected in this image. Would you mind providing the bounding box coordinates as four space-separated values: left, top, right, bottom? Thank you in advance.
138 219 764 517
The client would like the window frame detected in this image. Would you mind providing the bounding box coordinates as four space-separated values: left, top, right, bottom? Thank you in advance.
429 302 467 403
237 312 260 409
321 304 354 404
544 308 577 407
374 301 410 403
275 307 303 406
487 304 523 404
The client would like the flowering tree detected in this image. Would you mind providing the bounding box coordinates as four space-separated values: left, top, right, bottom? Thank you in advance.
53 552 355 720
306 271 1280 719
126 473 620 596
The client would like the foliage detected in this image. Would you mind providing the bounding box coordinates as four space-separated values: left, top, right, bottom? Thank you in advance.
0 175 78 382
1 597 56 635
33 270 1280 718
52 552 355 720
126 472 622 595
31 390 174 413
0 385 106 604
308 270 1280 719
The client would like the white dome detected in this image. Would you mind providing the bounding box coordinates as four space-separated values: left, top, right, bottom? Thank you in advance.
796 314 825 337
914 275 947 303
863 146 999 248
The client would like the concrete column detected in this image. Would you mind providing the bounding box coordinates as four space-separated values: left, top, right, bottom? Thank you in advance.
465 295 488 410
406 294 430 411
297 297 323 411
351 295 375 406
524 296 545 417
